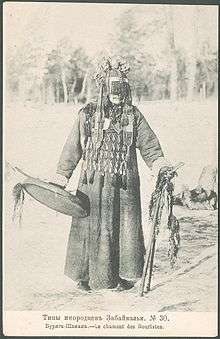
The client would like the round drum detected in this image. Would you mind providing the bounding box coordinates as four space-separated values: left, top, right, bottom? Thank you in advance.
14 167 90 218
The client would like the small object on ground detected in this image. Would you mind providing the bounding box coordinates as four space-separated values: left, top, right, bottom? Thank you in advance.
174 165 217 210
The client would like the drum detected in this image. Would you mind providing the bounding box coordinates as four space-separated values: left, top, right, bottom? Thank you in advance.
15 167 89 218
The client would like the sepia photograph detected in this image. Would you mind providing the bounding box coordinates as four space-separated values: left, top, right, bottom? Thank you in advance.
3 1 218 336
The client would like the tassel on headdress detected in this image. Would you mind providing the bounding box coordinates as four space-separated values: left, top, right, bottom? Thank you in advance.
12 183 25 227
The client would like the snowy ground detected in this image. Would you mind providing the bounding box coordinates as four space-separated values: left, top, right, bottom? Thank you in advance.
4 99 218 311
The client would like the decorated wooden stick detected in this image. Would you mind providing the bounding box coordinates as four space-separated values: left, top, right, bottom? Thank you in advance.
140 162 184 297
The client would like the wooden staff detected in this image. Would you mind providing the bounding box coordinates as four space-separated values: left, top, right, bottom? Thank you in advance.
140 162 184 297
146 236 156 292
139 190 163 296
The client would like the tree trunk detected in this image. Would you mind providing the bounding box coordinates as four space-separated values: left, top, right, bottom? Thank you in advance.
187 58 196 101
74 96 78 105
60 68 68 104
166 6 177 101
86 78 92 103
201 81 206 99
56 80 60 103
47 80 55 105
34 81 41 103
170 55 178 101
186 6 197 101
69 79 77 103
79 72 88 99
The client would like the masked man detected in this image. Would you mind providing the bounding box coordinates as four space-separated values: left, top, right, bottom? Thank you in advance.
55 57 169 291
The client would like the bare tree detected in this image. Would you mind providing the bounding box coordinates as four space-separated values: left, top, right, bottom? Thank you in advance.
166 6 177 101
186 6 197 101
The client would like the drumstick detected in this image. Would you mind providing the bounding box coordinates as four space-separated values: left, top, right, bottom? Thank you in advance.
172 162 185 172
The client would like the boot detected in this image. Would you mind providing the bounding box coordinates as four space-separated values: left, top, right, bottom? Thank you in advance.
116 278 134 291
77 280 91 291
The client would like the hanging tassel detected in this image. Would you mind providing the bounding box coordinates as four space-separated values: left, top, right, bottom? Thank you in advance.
12 183 25 227
168 215 180 268
100 174 105 187
122 175 127 190
85 119 91 137
118 175 122 188
82 170 88 184
112 174 117 187
89 170 95 184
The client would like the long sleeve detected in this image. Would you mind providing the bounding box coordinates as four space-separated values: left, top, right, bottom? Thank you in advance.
56 109 85 179
135 107 164 168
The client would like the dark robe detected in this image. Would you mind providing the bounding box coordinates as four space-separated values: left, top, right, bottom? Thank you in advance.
57 103 164 289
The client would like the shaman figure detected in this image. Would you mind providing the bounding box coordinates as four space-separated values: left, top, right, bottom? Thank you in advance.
54 57 169 291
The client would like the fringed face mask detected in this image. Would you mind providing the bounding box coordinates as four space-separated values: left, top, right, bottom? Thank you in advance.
107 74 130 105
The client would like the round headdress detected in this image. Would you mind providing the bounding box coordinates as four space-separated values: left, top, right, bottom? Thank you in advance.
94 56 130 86
94 56 132 105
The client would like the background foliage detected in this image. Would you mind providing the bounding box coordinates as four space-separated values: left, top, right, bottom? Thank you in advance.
6 5 217 104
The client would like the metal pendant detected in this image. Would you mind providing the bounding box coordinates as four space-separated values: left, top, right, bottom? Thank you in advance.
103 118 111 130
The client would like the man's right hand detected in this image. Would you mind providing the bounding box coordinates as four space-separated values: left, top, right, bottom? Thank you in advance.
51 174 69 188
